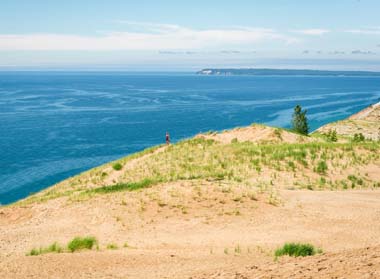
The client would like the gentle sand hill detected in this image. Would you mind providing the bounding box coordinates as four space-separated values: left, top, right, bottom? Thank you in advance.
1 109 380 278
317 102 380 141
196 124 320 144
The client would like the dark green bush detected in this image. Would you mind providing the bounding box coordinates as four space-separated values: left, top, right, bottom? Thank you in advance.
112 163 123 171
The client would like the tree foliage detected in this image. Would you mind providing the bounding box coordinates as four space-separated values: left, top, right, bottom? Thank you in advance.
292 105 309 135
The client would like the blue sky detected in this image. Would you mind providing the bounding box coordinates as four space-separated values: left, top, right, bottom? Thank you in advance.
1 0 380 70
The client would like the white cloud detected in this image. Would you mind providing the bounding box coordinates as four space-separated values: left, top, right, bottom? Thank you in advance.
292 29 330 36
346 27 380 35
0 22 299 51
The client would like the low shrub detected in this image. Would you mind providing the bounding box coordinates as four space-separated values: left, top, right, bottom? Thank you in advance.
112 163 123 171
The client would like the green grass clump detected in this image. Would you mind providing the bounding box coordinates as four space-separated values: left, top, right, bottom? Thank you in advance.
67 236 98 252
112 163 123 171
27 242 63 256
275 243 319 258
315 160 328 174
28 248 43 256
46 242 63 253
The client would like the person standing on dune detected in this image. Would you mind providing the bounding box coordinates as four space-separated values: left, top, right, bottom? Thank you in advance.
166 132 170 145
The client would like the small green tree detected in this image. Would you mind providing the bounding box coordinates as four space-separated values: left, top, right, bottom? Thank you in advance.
292 105 309 135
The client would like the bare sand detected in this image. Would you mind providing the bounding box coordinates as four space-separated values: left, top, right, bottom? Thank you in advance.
1 185 380 278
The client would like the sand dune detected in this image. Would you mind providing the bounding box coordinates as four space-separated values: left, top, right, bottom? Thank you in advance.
1 104 380 278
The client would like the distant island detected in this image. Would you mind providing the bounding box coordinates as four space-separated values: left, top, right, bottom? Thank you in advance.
197 68 380 77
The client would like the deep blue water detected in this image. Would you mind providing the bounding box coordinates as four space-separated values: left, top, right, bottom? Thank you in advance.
0 71 379 205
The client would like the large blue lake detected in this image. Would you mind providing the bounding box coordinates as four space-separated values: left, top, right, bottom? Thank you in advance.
1 71 379 204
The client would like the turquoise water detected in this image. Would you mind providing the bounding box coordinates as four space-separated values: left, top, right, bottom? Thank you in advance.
0 71 379 204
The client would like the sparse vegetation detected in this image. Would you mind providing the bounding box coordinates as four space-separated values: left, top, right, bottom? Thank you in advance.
353 133 365 142
274 128 283 139
90 178 154 194
275 243 320 258
21 126 380 205
325 130 338 142
234 245 242 254
27 242 63 256
27 237 103 256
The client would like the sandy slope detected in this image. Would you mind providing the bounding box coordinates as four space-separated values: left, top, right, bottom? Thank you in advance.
196 124 318 144
1 186 380 278
317 102 380 140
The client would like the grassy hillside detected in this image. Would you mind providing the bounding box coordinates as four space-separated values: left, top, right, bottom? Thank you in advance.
21 124 380 206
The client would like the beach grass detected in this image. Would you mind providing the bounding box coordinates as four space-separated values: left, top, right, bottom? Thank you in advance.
67 236 98 252
18 127 380 205
275 243 320 257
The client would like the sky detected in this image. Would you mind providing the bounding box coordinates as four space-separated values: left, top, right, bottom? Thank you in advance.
1 0 380 70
